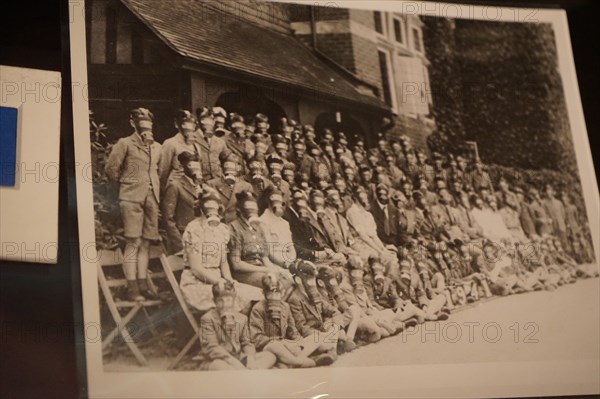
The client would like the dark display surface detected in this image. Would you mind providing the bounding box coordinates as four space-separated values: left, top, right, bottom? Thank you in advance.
0 1 598 398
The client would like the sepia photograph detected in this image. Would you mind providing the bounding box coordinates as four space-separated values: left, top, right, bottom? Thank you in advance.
69 0 599 397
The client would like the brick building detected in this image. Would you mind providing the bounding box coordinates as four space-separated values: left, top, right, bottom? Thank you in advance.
86 0 434 147
290 5 436 148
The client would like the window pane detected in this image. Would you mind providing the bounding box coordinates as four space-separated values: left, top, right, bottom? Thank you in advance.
394 19 403 43
374 11 383 34
413 28 422 52
378 51 393 107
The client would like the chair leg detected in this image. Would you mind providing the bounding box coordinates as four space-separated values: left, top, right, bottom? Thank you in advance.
167 334 200 370
98 263 149 366
102 304 142 350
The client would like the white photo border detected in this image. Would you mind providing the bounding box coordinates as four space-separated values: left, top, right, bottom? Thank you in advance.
69 1 600 397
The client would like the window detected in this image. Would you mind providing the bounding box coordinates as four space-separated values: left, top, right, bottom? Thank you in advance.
393 18 404 44
412 27 422 52
374 11 384 35
378 50 397 111
105 5 117 64
131 29 144 64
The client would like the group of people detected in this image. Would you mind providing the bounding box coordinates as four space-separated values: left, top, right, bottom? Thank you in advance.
103 105 598 370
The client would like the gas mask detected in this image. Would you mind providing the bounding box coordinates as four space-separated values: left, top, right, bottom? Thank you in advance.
183 161 203 182
269 194 285 218
223 162 238 185
349 268 366 295
241 201 260 225
215 295 237 332
318 270 347 309
265 290 283 322
283 169 294 184
302 276 322 305
200 118 215 139
399 260 412 285
179 121 197 144
377 192 389 206
371 261 386 285
134 119 154 145
202 200 221 227
310 197 326 216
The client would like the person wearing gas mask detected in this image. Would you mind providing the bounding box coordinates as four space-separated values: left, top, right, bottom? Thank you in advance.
180 191 263 313
316 265 360 353
285 190 333 264
287 261 343 366
317 262 382 353
207 155 254 224
224 113 254 176
282 162 296 186
197 280 276 370
371 184 401 247
331 173 353 213
195 107 231 181
161 151 203 254
264 154 291 208
366 256 425 325
398 242 450 321
211 107 230 137
244 156 274 199
288 140 316 182
228 191 293 289
345 255 405 337
259 186 297 270
271 134 290 160
248 273 316 369
159 109 202 191
347 186 399 263
105 108 162 301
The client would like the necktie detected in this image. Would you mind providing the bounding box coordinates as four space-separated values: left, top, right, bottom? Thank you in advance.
384 206 391 236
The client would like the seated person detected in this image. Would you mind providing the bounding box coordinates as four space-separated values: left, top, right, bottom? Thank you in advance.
258 186 297 269
346 255 405 338
196 281 276 370
229 191 293 289
180 191 262 313
481 240 537 295
287 261 343 366
366 256 424 325
248 273 316 368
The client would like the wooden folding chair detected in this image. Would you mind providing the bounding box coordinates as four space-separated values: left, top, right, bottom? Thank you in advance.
157 252 202 370
97 248 165 366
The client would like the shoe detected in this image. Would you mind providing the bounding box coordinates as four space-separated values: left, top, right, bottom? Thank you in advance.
298 357 316 368
344 340 357 353
126 280 145 301
313 353 336 367
436 312 449 321
336 340 346 355
138 278 158 299
403 317 419 329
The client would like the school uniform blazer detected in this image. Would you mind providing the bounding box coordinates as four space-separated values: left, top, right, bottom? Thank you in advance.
105 132 162 203
162 175 199 253
196 131 230 180
207 177 254 224
248 299 298 351
287 287 342 338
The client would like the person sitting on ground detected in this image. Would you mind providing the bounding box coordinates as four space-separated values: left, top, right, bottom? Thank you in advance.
248 273 316 369
196 280 276 370
286 260 343 366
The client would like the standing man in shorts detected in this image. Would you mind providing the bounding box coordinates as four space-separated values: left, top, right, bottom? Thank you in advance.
105 108 162 301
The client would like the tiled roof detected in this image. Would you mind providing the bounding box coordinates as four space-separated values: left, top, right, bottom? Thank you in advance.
121 0 388 111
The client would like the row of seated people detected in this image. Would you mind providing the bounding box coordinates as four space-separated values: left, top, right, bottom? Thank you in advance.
180 186 597 370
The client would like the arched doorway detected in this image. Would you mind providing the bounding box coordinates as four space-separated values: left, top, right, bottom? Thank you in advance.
215 88 287 134
314 111 366 145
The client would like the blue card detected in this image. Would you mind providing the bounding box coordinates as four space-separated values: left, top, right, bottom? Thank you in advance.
0 106 18 187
